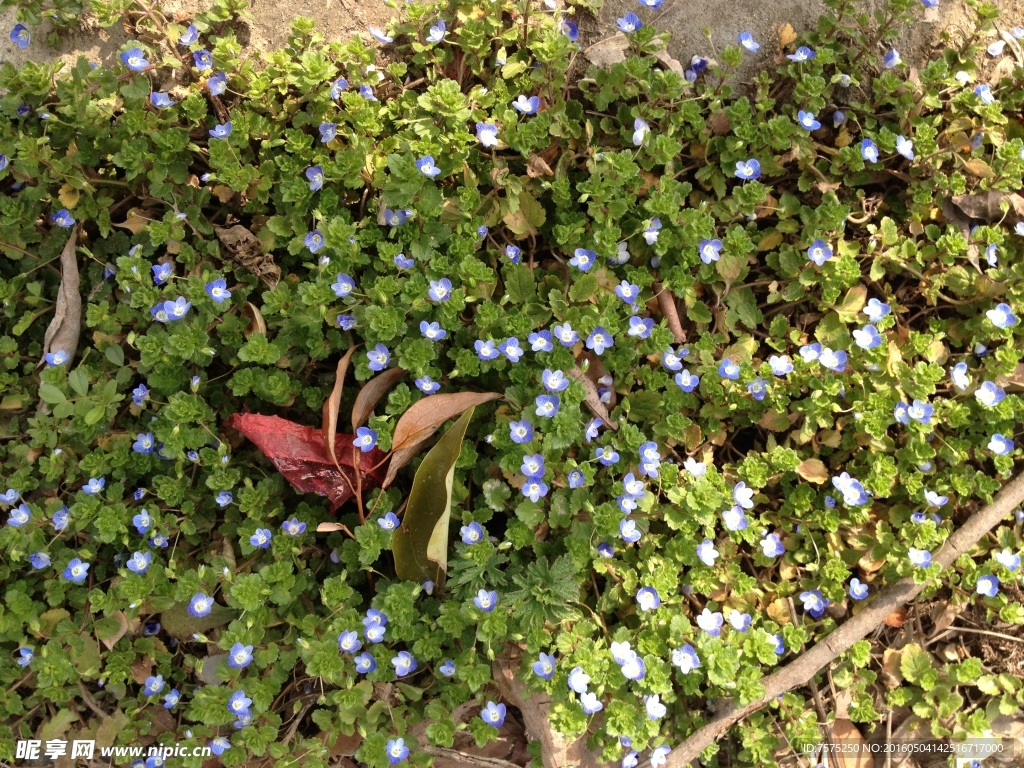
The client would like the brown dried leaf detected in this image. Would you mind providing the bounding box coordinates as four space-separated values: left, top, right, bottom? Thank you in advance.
352 367 406 431
950 191 1024 222
58 184 80 209
962 158 995 179
41 229 82 367
215 224 281 289
584 33 630 68
568 365 618 431
526 155 554 178
322 347 357 471
654 47 685 77
113 209 152 234
317 522 348 533
795 458 828 483
778 23 798 49
884 606 908 628
383 392 503 488
708 112 731 137
831 719 876 768
211 185 235 203
242 301 267 337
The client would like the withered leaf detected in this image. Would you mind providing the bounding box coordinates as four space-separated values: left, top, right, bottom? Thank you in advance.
568 365 617 431
322 347 357 471
383 392 502 488
584 33 630 68
41 229 82 367
950 191 1024 222
215 224 281 289
351 367 405 431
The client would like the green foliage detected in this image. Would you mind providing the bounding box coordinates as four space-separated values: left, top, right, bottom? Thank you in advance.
0 0 1023 766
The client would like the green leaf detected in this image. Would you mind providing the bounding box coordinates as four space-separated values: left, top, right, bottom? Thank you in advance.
160 600 239 640
38 383 66 404
104 344 125 366
68 369 90 397
391 408 475 585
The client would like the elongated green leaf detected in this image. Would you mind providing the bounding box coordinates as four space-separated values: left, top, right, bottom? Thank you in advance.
391 407 475 585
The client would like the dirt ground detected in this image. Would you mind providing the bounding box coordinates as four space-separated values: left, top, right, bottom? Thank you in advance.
1 0 1022 77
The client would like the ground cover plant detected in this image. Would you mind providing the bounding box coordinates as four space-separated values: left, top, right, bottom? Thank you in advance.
1 0 1024 766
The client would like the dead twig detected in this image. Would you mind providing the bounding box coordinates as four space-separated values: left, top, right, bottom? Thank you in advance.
654 282 686 344
420 746 521 768
640 472 1024 768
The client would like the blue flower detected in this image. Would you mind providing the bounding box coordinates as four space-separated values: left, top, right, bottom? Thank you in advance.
368 25 393 44
722 505 748 531
475 339 499 361
29 552 50 569
541 369 569 392
728 610 752 632
250 528 272 549
995 549 1021 571
338 630 362 653
151 92 175 108
378 512 400 530
305 165 325 191
585 418 603 443
391 650 417 677
354 652 377 674
189 593 213 617
988 434 1014 455
51 208 76 228
496 337 523 363
636 586 661 611
179 24 199 45
863 298 890 322
193 49 213 70
908 548 932 568
209 121 232 139
696 539 719 566
282 517 307 536
718 359 740 380
205 278 231 303
163 689 181 709
63 557 90 583
568 469 586 488
207 72 227 95
509 419 534 444
512 95 540 114
10 23 30 49
596 447 619 466
354 427 378 452
632 118 650 146
535 394 560 417
319 122 338 143
569 248 596 271
760 532 785 558
896 135 914 160
132 383 150 406
614 281 640 306
521 453 545 479
415 376 440 394
975 381 1005 407
216 491 233 507
228 689 251 717
986 302 1018 328
617 12 643 33
697 608 724 636
44 349 69 366
228 642 254 668
481 701 506 727
561 19 579 41
83 477 106 495
428 277 452 302
474 589 498 613
151 263 172 285
533 652 556 680
53 506 70 531
144 675 165 696
619 518 641 543
126 551 152 574
383 738 408 765
529 329 554 351
852 324 882 349
477 224 489 238
699 238 723 263
334 313 356 330
747 378 768 401
458 520 485 545
735 158 761 179
642 218 661 244
303 230 325 253
476 123 499 148
417 320 447 341
976 574 999 598
120 47 150 71
580 691 603 714
819 347 847 372
417 156 442 178
329 77 349 99
426 19 447 43
568 666 590 693
384 208 413 227
671 644 700 673
883 48 901 68
522 479 549 502
738 31 759 52
362 87 379 103
7 502 29 527
985 243 998 266
860 138 879 163
849 578 869 600
800 589 830 618
975 84 995 105
586 327 614 355
787 46 816 62
505 244 521 264
797 110 821 130
628 316 654 338
367 344 391 371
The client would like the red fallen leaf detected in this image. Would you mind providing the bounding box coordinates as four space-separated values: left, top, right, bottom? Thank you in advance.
224 413 386 512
